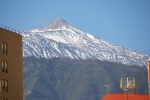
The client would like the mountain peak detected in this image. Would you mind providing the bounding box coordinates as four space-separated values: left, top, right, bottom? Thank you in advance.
44 18 68 29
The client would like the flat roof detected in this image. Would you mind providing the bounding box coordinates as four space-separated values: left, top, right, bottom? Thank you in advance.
0 27 21 37
102 93 149 100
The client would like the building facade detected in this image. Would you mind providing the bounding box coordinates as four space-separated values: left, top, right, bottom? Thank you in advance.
0 28 23 100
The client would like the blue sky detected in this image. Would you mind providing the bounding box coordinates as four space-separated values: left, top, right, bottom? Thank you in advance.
0 0 150 55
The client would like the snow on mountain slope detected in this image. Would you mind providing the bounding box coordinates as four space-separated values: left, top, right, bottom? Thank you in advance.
21 18 149 66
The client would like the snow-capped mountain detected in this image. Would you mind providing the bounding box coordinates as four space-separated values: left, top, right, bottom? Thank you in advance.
21 18 149 66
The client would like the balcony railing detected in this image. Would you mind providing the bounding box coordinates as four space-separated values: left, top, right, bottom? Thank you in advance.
0 26 20 34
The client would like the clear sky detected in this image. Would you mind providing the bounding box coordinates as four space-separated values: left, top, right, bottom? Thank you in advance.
0 0 150 55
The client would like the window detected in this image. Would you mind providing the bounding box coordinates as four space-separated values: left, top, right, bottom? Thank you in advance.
5 80 8 92
1 79 8 92
1 42 4 53
1 60 8 73
2 79 5 91
4 61 8 73
1 42 8 54
2 60 4 72
4 43 7 54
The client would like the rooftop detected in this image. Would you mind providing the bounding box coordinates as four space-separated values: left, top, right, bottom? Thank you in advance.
101 93 149 100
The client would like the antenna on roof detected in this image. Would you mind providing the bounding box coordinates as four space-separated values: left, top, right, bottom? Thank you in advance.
120 77 136 100
120 77 136 94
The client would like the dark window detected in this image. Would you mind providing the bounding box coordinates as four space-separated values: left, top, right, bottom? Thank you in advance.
1 42 8 54
2 60 4 72
5 61 8 73
5 80 8 92
2 42 4 53
2 61 8 73
2 79 5 91
4 43 7 54
1 79 8 92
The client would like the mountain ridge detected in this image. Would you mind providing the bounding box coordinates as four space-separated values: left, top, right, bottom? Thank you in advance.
21 18 149 66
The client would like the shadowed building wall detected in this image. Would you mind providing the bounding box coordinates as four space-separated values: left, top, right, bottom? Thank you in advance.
0 28 23 100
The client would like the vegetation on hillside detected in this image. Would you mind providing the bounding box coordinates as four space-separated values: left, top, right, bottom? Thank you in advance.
23 57 148 100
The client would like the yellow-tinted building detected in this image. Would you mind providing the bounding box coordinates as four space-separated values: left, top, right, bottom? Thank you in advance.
0 27 23 100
